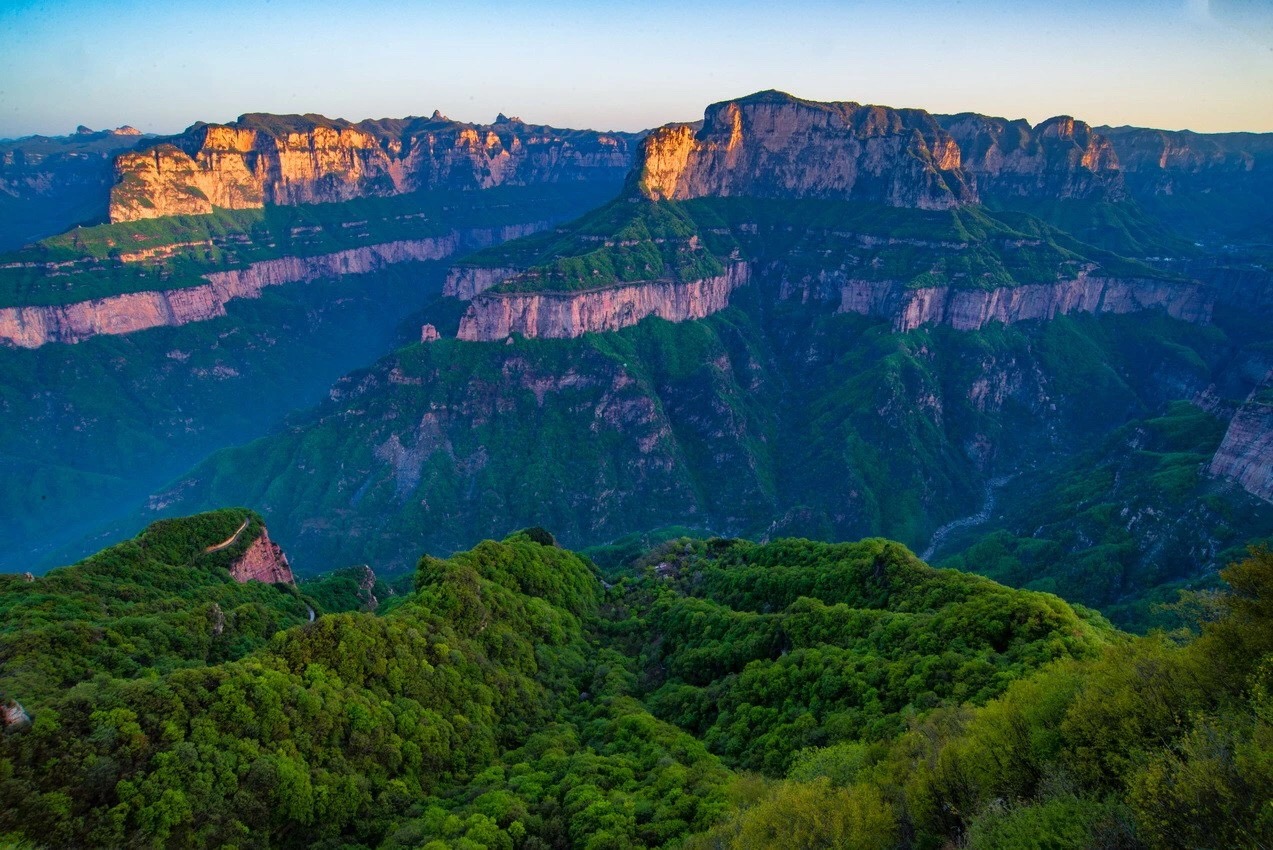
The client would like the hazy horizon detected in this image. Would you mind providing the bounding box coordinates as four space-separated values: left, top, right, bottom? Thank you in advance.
3 0 1272 139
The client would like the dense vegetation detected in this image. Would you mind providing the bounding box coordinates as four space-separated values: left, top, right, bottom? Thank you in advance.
1 514 1268 848
457 193 1177 294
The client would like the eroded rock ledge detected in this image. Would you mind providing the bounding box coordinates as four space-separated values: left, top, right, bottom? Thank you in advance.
784 272 1213 331
0 223 543 348
456 262 751 341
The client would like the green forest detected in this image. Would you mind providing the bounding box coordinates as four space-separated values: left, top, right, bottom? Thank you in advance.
0 511 1267 848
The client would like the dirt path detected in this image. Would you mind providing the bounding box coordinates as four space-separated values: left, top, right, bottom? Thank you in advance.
204 518 250 553
921 476 1013 562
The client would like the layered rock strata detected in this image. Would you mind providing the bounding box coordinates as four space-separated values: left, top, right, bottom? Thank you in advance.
456 262 750 341
443 265 522 299
937 113 1125 200
110 113 637 222
785 271 1213 331
1209 372 1273 504
0 223 543 347
637 91 973 209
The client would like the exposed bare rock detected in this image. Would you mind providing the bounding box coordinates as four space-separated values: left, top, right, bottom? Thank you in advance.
356 565 379 611
420 323 440 343
229 528 295 585
444 265 522 299
786 271 1212 331
636 91 973 210
937 113 1125 200
456 262 750 341
109 113 638 222
0 223 545 348
1209 372 1273 504
210 603 225 636
1 699 30 729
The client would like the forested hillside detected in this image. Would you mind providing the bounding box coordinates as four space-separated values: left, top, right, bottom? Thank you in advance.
0 513 1267 848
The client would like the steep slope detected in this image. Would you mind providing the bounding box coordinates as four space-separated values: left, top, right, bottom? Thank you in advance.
147 294 1267 593
109 111 639 221
1209 370 1273 504
635 90 973 209
0 183 618 573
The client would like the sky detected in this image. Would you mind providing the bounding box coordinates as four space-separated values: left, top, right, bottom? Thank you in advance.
1 0 1271 139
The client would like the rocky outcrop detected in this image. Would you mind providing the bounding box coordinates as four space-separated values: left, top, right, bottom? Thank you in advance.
0 223 545 347
1099 125 1273 195
1209 373 1273 504
444 265 522 299
937 113 1125 200
109 112 638 222
229 528 295 585
1 699 31 729
636 91 973 209
786 271 1212 331
457 262 750 341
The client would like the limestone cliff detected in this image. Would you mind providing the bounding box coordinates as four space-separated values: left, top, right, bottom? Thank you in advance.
635 91 973 209
456 262 750 341
785 270 1212 332
1209 373 1273 504
937 113 1125 200
443 265 522 299
110 112 638 222
1099 125 1273 195
0 223 544 347
229 528 295 585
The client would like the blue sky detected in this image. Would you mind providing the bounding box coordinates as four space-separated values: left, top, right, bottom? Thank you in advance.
1 0 1270 138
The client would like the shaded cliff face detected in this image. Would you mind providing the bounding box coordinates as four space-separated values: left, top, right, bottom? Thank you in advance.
1209 372 1273 504
0 127 150 250
787 272 1213 332
110 112 639 222
937 113 1125 200
456 262 750 341
636 91 973 209
1098 125 1273 242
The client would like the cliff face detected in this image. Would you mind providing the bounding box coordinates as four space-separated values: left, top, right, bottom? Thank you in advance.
456 262 750 341
636 91 973 209
1209 373 1273 504
0 223 544 347
443 266 522 300
1099 125 1273 194
229 528 295 585
110 113 638 222
937 113 1125 200
785 271 1212 332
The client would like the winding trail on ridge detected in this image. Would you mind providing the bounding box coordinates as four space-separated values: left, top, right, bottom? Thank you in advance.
921 476 1014 562
204 518 250 553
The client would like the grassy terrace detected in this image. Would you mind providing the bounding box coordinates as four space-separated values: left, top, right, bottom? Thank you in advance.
0 182 617 308
458 194 1183 295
